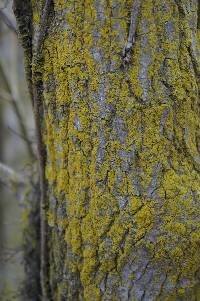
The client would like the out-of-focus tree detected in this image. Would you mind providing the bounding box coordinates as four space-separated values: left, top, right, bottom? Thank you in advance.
0 1 38 300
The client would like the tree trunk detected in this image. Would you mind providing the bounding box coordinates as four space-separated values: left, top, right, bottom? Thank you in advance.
14 1 200 300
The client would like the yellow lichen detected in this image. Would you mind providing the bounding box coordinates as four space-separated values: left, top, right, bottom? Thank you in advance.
32 0 200 299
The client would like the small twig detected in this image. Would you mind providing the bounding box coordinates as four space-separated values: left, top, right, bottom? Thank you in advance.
7 126 35 146
0 63 35 159
122 0 142 64
0 247 22 262
0 9 17 34
0 161 27 187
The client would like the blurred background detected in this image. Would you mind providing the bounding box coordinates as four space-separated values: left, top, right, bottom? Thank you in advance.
0 0 35 299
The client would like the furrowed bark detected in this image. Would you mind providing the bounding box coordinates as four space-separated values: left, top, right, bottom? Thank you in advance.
15 0 200 300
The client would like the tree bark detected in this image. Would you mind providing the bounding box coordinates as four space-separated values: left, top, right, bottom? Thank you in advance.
14 0 200 300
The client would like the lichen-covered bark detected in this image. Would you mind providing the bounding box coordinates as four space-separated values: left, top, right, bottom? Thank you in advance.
15 0 200 300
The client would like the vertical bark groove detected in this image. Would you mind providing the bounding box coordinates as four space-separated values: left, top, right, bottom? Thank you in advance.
13 0 54 300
